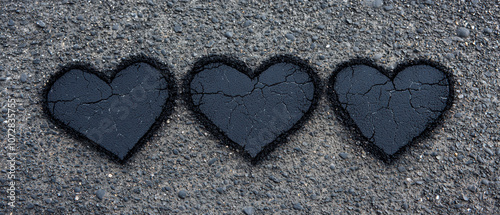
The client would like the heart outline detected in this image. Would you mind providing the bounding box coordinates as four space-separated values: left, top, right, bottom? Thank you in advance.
41 55 177 163
327 58 455 162
183 55 321 164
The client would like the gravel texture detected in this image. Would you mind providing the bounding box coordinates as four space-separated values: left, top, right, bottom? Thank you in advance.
0 0 499 214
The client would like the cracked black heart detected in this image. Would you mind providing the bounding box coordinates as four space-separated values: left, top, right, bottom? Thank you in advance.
44 58 176 161
186 55 319 162
329 60 453 161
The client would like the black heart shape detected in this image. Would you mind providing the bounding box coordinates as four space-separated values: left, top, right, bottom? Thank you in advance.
185 55 320 162
43 57 176 162
329 59 453 161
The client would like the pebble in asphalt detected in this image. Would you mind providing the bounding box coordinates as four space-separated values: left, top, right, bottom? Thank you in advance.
242 206 255 215
36 20 46 28
178 190 188 199
95 189 105 200
457 27 470 38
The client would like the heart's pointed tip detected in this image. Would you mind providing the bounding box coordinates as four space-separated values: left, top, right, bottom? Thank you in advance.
246 150 259 159
116 157 128 164
245 149 264 165
108 150 128 162
374 144 404 163
117 154 127 161
380 148 399 158
249 156 262 165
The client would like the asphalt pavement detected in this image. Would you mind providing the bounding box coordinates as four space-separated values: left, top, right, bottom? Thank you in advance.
0 0 499 214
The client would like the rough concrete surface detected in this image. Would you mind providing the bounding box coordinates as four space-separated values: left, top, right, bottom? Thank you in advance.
0 0 499 214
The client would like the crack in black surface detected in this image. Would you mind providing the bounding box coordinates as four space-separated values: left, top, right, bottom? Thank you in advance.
184 55 320 163
328 59 454 162
42 56 177 163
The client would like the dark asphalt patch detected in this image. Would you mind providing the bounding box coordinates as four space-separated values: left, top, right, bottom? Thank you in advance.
43 56 176 162
184 55 320 163
329 59 454 162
